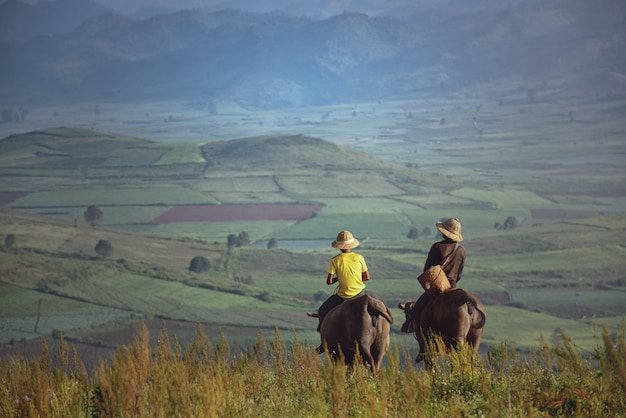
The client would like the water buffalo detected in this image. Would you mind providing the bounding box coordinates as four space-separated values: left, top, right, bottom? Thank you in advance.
398 288 486 365
319 294 393 370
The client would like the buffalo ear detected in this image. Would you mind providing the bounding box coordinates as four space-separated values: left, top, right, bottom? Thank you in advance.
398 303 406 310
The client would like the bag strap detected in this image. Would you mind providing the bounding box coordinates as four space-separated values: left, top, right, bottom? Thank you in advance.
440 243 459 268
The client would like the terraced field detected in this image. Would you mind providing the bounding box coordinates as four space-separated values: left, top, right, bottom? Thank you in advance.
0 90 624 365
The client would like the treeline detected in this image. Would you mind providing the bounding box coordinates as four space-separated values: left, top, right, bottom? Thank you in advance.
2 107 28 122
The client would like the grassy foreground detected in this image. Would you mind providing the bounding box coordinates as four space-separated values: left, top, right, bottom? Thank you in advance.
1 324 625 417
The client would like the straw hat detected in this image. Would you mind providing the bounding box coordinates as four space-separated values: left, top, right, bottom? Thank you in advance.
331 230 360 249
436 218 463 242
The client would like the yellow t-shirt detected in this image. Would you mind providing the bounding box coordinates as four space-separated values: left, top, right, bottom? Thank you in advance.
327 252 368 298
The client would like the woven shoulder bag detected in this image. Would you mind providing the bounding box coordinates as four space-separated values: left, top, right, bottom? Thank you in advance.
417 244 459 296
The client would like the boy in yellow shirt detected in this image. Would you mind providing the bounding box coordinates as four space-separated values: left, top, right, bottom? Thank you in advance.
308 230 370 332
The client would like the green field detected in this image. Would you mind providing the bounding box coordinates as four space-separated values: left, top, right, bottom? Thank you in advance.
10 187 218 207
0 88 625 361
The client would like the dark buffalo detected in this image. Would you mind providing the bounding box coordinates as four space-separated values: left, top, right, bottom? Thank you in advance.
399 288 486 365
319 294 393 370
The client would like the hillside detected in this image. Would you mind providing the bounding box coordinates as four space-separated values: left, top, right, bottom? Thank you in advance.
0 127 467 191
0 126 625 366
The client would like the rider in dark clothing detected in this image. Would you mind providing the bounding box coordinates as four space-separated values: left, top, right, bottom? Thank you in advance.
410 217 466 333
423 238 465 288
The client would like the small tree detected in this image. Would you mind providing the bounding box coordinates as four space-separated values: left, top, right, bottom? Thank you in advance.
189 256 211 274
267 238 278 249
5 234 16 247
237 231 251 246
407 226 419 239
227 231 251 248
421 227 432 237
84 205 103 228
258 292 272 303
95 239 113 258
314 290 328 303
503 216 519 230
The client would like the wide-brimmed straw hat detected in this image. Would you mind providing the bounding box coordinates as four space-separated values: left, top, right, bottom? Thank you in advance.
331 230 360 249
436 218 463 242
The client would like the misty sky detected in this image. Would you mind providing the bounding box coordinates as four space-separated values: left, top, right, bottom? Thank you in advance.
6 0 356 14
3 0 529 18
104 0 293 14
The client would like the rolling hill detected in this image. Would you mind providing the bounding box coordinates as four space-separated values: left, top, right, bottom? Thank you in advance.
0 126 467 191
0 127 625 370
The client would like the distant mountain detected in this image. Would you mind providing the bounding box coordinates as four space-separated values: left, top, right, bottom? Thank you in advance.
0 0 114 43
0 0 624 109
0 0 525 41
93 0 525 20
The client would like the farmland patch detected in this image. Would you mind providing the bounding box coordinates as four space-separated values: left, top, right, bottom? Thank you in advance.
153 203 325 223
539 189 626 198
9 187 218 207
531 209 604 221
199 176 281 193
0 284 134 344
338 172 406 196
510 288 626 319
479 305 609 351
209 192 297 204
274 175 352 197
451 188 553 209
0 191 29 205
146 220 294 243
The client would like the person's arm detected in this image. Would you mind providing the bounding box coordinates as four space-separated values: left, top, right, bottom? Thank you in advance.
362 270 370 282
327 273 337 285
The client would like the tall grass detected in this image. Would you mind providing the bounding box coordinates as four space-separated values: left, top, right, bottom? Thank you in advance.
1 323 625 417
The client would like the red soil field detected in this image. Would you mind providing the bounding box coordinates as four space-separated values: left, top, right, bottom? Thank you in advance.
0 191 29 205
531 209 604 220
153 203 325 223
539 189 626 198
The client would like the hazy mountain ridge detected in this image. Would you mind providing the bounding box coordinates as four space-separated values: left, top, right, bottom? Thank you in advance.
0 0 624 108
0 0 525 36
0 0 114 43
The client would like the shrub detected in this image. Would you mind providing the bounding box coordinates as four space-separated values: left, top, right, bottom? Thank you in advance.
84 205 103 227
504 216 519 229
314 290 328 303
258 292 272 302
228 231 252 248
4 233 15 247
495 216 519 230
240 276 255 285
189 256 211 274
95 239 113 258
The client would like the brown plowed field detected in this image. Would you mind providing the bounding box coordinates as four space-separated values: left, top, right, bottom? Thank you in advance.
539 189 626 198
153 203 325 223
0 192 29 205
531 209 604 220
